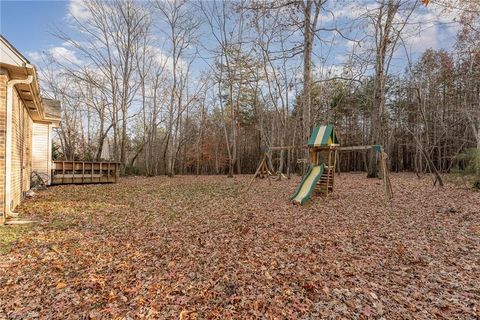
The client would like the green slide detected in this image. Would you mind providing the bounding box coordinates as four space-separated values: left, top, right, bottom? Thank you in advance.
290 163 325 205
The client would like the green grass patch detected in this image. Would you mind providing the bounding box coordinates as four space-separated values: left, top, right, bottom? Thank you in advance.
446 173 480 190
0 225 30 254
47 215 80 231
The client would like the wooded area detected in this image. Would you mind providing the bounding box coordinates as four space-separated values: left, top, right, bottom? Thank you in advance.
37 0 479 181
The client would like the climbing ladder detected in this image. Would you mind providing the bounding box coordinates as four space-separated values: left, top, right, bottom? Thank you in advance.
315 165 335 195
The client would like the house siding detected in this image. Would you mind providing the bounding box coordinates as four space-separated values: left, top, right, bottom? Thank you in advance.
23 111 32 193
32 122 51 184
0 73 7 223
1 36 61 224
10 87 33 211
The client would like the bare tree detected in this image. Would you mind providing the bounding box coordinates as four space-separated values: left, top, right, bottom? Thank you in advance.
153 0 201 177
53 0 150 170
364 0 419 177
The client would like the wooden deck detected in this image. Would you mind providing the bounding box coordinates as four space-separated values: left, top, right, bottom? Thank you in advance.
51 161 120 185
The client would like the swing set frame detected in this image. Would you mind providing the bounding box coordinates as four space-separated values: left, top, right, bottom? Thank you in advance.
246 144 393 202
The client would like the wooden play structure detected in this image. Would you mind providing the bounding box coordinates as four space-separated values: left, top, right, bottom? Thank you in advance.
247 147 291 188
247 124 393 205
338 144 393 202
250 150 276 185
51 161 120 185
290 125 339 204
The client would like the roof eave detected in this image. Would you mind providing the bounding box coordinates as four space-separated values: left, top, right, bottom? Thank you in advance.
0 62 45 121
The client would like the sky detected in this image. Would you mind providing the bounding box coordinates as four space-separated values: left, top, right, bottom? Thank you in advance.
1 1 68 60
0 0 463 78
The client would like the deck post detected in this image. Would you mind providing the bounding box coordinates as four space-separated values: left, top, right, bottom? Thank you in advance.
72 161 75 184
62 161 65 184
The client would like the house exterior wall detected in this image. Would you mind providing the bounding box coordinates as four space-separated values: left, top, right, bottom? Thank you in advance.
0 73 7 224
23 110 33 193
1 36 61 224
10 87 33 210
32 122 51 184
0 70 37 222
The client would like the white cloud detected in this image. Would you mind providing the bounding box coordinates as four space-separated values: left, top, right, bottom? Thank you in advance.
68 0 91 22
26 51 42 63
48 46 81 65
148 45 186 73
62 41 75 48
401 2 462 54
404 21 438 53
149 46 170 65
314 64 348 80
323 2 360 21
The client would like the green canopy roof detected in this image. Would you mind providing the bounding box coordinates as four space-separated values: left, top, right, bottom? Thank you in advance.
307 124 339 147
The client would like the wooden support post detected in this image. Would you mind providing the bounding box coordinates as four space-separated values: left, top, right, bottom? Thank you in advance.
245 154 266 191
325 151 331 197
332 148 338 192
264 160 272 185
62 161 65 184
336 149 341 176
380 151 393 202
74 162 77 184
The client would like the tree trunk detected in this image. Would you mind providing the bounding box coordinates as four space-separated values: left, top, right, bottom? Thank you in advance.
302 0 313 143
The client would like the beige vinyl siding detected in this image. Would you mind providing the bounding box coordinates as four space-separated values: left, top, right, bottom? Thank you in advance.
0 73 7 223
1 38 61 224
23 103 32 193
32 122 51 185
10 87 33 211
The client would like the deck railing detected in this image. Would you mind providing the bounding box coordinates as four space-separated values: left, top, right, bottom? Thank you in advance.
52 161 120 185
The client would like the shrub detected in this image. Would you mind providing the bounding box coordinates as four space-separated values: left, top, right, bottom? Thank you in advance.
454 148 480 189
456 148 480 174
473 179 480 190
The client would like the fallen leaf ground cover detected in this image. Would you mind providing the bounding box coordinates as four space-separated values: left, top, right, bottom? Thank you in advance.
1 173 479 319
